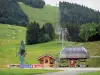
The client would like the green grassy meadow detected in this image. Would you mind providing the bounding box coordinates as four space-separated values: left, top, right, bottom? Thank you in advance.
0 24 61 65
79 71 100 75
0 69 59 75
0 24 100 67
19 2 57 26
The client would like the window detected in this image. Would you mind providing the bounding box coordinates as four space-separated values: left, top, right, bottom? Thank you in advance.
40 60 43 64
45 59 48 63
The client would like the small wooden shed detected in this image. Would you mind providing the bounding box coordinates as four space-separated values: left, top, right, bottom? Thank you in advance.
38 54 56 67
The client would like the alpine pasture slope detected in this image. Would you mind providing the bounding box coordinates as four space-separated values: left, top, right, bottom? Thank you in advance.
0 24 100 67
0 24 62 65
19 2 57 26
0 2 100 67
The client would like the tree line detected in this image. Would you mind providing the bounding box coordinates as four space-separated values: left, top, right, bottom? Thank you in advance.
0 0 29 26
26 21 55 45
18 0 45 8
59 2 100 41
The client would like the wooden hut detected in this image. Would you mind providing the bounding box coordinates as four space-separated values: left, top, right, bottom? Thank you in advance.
38 54 56 67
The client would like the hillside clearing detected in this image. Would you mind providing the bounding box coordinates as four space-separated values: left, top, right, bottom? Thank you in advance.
19 2 57 26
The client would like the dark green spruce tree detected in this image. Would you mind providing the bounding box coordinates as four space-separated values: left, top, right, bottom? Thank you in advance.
42 23 55 40
26 21 42 45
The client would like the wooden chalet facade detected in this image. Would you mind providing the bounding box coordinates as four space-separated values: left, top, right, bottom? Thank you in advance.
37 54 56 67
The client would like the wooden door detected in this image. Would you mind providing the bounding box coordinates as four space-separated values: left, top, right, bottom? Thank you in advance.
70 60 76 67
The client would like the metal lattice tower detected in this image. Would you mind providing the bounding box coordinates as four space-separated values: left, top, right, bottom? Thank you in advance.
55 2 69 49
55 2 61 35
61 28 69 49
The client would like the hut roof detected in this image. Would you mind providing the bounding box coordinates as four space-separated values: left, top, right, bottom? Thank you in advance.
38 54 55 60
60 47 89 59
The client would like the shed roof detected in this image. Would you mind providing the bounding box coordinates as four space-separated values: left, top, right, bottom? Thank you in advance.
38 54 55 60
60 47 89 59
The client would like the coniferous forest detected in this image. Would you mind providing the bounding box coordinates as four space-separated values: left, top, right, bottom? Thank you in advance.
0 0 29 26
26 21 54 45
18 0 45 8
59 2 100 41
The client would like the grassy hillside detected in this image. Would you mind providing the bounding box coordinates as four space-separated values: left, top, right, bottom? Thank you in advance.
0 24 100 67
0 24 26 40
84 41 100 67
0 24 26 65
0 24 26 47
19 2 57 26
0 24 61 65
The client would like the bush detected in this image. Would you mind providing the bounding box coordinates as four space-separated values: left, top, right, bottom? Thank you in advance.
80 22 100 41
